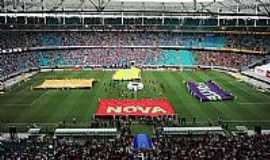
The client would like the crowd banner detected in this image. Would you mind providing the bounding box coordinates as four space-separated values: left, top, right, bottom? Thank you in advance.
96 99 176 117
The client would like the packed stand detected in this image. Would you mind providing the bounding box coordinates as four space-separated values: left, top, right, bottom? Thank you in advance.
1 136 133 160
146 134 270 160
195 51 264 70
226 34 270 52
1 31 269 51
1 31 268 78
1 131 270 159
1 49 265 78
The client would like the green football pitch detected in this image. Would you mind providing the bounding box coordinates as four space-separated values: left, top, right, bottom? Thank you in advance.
1 70 270 126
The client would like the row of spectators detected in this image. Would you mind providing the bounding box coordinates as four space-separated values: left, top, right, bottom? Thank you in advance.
1 49 265 78
195 51 262 70
1 31 269 51
91 115 178 129
1 130 270 159
148 134 270 160
226 34 270 51
1 135 133 160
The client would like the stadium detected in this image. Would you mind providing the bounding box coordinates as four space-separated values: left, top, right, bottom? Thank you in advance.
0 0 270 159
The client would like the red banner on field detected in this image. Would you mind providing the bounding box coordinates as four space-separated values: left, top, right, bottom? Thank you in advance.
96 99 175 117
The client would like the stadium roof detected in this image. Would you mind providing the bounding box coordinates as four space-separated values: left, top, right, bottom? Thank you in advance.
1 0 270 16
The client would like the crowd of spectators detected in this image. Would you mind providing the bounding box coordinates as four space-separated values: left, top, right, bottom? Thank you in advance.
1 31 269 79
1 48 265 78
1 130 270 159
1 31 269 51
0 52 38 77
91 115 178 129
1 116 270 159
226 34 270 51
195 51 264 70
1 135 133 160
147 134 270 160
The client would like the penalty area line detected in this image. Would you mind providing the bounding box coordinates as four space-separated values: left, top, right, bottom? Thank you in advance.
30 92 48 106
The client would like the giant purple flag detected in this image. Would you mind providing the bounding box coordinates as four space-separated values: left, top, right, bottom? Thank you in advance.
187 80 234 102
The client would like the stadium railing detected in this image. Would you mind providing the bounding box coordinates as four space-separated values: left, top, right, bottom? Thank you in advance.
54 128 118 137
162 126 225 135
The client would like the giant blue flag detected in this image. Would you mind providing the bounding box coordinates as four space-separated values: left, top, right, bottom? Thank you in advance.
132 133 153 150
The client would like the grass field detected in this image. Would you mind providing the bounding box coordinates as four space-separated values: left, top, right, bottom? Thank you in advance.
1 70 270 126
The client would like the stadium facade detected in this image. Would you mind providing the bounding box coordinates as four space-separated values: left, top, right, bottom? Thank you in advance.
0 0 270 29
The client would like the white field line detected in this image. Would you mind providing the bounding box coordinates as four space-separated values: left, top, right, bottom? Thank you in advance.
0 92 48 106
30 92 48 106
237 102 270 105
0 103 30 106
